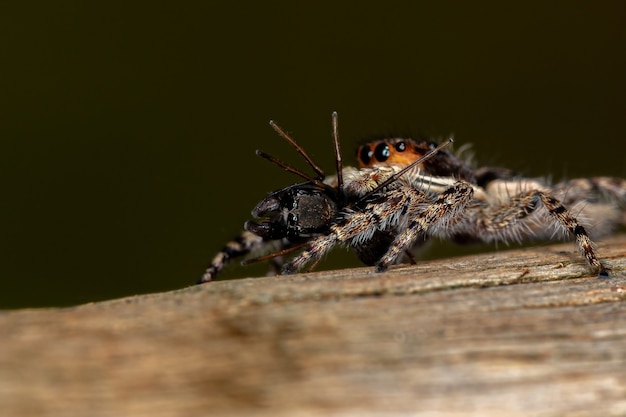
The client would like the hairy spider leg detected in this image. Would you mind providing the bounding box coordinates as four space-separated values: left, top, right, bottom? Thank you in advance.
451 189 610 277
375 181 474 271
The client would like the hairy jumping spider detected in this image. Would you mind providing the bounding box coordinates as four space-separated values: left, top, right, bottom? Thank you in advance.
199 113 625 283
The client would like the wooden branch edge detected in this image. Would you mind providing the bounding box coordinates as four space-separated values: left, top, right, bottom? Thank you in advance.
1 234 626 417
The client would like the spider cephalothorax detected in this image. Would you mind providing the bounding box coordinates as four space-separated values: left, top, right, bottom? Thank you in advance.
199 113 626 284
357 137 476 182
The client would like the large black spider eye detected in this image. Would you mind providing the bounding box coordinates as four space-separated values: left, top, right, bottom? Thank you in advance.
395 141 406 152
374 143 390 162
359 146 373 164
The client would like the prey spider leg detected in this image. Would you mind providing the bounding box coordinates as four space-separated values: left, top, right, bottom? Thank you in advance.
331 112 345 205
255 149 329 191
269 119 326 180
241 241 309 266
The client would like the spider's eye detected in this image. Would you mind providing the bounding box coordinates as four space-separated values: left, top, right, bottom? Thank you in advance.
374 143 390 162
359 146 374 165
395 141 406 152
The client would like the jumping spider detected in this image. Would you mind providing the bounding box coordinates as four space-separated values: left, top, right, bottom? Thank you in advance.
199 113 626 283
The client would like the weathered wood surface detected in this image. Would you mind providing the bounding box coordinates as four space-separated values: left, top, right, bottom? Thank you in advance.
2 235 626 417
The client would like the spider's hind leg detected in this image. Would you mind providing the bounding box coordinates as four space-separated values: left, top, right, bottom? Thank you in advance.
465 189 610 277
539 192 610 277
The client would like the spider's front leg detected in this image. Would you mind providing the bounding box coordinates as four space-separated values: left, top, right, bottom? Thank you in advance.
375 181 475 272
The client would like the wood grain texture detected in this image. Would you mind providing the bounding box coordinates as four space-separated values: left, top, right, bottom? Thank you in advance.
2 235 626 416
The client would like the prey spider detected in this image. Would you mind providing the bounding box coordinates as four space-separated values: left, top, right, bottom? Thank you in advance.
199 113 625 283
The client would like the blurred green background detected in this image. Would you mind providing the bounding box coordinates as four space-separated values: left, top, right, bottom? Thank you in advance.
1 2 624 308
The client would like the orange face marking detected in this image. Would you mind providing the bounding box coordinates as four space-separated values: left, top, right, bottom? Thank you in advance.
356 138 426 169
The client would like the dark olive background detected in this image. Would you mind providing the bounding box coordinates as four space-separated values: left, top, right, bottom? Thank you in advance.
1 2 625 308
